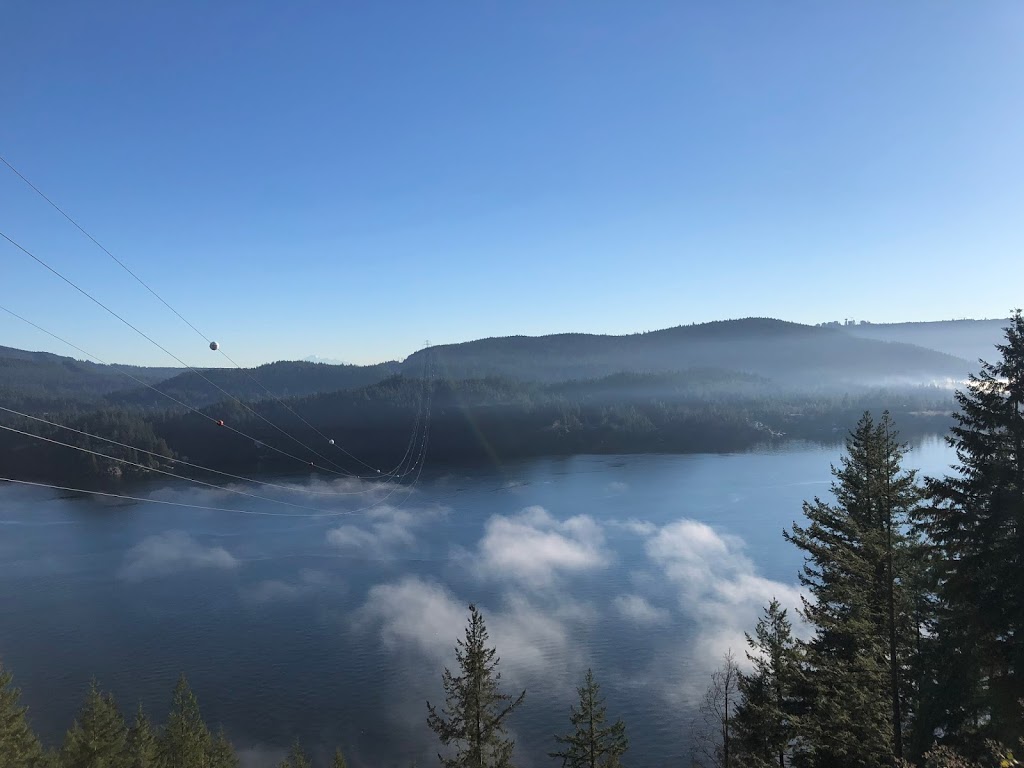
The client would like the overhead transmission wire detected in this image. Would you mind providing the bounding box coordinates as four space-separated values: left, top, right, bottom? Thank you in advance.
0 422 330 514
0 403 396 500
0 227 372 477
0 412 427 519
0 371 431 517
0 302 432 498
0 157 433 497
0 303 389 495
0 153 403 478
0 474 418 520
0 351 434 519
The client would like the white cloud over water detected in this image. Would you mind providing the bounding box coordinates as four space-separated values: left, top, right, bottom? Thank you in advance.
120 531 239 582
613 594 669 625
242 568 336 605
476 506 608 588
326 502 447 558
355 575 589 690
644 519 804 675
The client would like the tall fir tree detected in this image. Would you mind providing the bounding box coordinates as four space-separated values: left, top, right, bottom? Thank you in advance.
784 411 923 767
549 668 628 768
279 740 311 768
733 600 802 768
60 681 130 768
126 705 157 768
157 675 212 768
918 310 1024 757
0 661 44 768
331 747 349 768
208 728 239 768
426 604 526 768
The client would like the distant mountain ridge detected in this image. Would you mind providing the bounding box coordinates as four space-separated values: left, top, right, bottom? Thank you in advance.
0 317 998 410
841 319 1009 364
107 359 402 409
402 318 970 387
0 344 178 402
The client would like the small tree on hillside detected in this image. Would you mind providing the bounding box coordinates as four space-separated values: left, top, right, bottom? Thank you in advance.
0 661 44 768
427 604 525 768
157 675 212 768
550 668 628 768
61 680 129 768
691 651 741 768
126 705 157 768
733 600 802 767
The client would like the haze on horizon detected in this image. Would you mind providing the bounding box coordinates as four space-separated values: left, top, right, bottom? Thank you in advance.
2 2 1022 367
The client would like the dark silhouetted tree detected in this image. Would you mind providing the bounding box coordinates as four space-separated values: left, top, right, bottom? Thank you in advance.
126 705 157 768
733 600 802 767
550 668 628 768
785 411 922 767
0 661 44 768
279 740 311 768
157 675 212 768
426 604 525 768
918 310 1024 757
60 681 129 768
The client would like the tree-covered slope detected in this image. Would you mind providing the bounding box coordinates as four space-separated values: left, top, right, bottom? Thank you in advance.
403 318 971 386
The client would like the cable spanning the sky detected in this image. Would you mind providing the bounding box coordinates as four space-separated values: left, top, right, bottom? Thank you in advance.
0 153 407 476
0 155 435 513
0 303 396 490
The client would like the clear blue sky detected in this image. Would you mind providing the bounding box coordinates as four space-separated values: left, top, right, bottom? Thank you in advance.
2 2 1022 366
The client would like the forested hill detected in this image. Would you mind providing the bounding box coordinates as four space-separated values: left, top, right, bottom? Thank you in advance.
841 318 1010 363
0 345 177 404
402 318 971 386
107 360 402 409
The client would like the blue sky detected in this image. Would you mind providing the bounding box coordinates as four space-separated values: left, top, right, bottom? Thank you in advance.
2 2 1022 366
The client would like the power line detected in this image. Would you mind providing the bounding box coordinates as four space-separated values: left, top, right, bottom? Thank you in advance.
0 228 359 476
0 422 334 513
0 404 392 499
0 303 391 489
0 425 420 519
0 153 401 475
0 154 210 341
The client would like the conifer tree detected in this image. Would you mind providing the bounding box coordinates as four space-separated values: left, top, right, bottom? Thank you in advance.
784 411 922 767
919 310 1024 756
0 661 44 768
208 728 238 768
279 740 311 768
126 705 157 768
331 747 349 768
60 680 129 768
157 675 212 768
733 600 802 768
549 668 628 768
426 604 525 768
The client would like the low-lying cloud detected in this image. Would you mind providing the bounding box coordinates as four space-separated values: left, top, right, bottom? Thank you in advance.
242 568 336 605
644 519 804 677
613 594 669 625
326 502 446 558
476 506 608 588
120 531 239 582
356 575 589 691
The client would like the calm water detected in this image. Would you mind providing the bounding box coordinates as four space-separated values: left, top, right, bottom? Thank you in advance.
0 438 956 767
